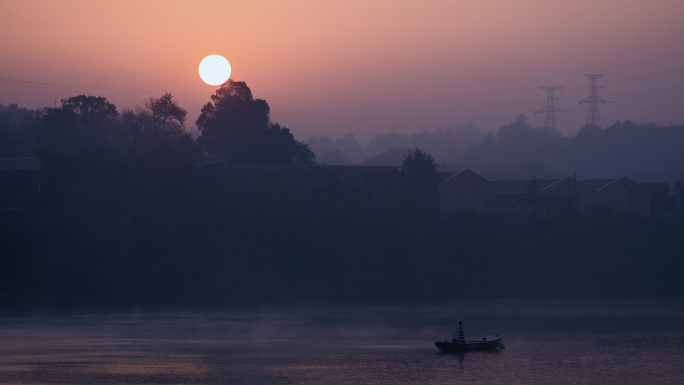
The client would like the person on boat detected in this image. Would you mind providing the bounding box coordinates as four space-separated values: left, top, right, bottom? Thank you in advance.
452 319 467 344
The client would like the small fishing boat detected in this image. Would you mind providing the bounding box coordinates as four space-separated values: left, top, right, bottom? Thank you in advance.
435 319 504 352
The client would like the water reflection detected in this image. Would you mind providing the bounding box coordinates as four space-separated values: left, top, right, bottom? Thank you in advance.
435 349 504 375
0 299 682 384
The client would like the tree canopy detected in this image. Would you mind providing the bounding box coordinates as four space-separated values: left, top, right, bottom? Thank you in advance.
0 104 39 157
143 92 187 136
196 80 314 165
400 148 441 213
401 148 441 188
39 95 118 154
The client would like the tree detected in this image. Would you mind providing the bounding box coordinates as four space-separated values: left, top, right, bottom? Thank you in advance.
497 114 533 151
364 147 411 166
401 148 441 188
116 94 198 164
39 95 118 154
400 148 441 213
39 105 82 154
0 104 39 157
61 95 118 143
334 133 366 164
143 93 187 136
367 132 409 156
308 135 346 164
196 80 314 165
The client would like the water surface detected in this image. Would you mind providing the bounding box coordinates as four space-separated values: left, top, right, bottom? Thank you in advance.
1 299 683 384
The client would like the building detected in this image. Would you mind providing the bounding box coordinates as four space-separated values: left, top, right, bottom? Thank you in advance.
438 168 663 219
439 169 495 215
542 176 597 211
490 179 557 219
594 177 652 218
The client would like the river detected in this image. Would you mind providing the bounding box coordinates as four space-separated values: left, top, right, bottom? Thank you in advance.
1 299 683 384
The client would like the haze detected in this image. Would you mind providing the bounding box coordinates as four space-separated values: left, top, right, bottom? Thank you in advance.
2 0 683 142
2 3 684 382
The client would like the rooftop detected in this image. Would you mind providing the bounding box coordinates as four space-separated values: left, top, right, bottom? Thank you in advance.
490 179 558 196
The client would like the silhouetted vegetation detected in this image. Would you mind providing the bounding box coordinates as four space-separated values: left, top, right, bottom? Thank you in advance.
364 147 411 166
307 116 684 182
197 80 314 165
0 103 40 157
400 148 441 215
39 95 119 155
308 123 483 165
1 89 684 311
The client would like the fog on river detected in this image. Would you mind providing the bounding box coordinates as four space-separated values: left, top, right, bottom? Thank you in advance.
1 299 683 384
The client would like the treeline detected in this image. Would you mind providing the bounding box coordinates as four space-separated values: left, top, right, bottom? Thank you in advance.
6 95 684 182
307 115 684 182
2 82 684 310
0 103 40 157
307 122 484 165
0 80 313 165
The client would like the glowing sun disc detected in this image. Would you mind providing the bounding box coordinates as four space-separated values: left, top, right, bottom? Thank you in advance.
199 55 231 86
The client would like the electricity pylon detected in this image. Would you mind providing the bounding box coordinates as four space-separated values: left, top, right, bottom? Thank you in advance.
534 86 569 130
579 74 611 127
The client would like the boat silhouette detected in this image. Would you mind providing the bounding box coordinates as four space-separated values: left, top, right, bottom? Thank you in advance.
435 319 504 352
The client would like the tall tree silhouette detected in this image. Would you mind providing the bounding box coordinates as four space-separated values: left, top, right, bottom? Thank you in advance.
39 95 118 154
61 95 118 146
400 148 441 213
196 80 314 165
143 92 187 136
39 106 81 154
116 93 198 164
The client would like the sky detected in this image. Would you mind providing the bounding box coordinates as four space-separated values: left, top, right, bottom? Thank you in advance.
1 0 683 143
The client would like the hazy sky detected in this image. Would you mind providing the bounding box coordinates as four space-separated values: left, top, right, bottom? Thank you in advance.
1 0 683 142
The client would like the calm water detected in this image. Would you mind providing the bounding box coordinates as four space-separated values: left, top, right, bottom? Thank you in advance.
1 299 683 384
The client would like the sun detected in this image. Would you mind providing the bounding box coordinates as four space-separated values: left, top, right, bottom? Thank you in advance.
199 55 231 86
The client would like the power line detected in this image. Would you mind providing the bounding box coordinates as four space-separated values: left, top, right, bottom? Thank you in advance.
2 48 684 98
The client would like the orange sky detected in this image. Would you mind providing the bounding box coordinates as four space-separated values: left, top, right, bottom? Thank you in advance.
1 0 683 141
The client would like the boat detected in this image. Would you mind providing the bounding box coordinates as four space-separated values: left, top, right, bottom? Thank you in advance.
435 319 504 352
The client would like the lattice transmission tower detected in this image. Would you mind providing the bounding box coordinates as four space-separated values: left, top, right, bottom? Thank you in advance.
534 86 569 130
579 74 611 127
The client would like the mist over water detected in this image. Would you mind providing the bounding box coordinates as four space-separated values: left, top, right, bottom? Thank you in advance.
1 299 682 384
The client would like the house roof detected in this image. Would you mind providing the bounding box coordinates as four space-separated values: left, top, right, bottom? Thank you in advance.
490 179 558 195
441 169 494 186
542 177 598 192
595 176 643 191
577 179 616 191
0 157 40 171
542 176 574 191
439 171 459 181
